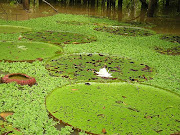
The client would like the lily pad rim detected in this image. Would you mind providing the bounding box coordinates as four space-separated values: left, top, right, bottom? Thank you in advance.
22 30 97 39
94 25 156 36
45 82 180 135
0 25 32 32
0 41 63 61
0 40 63 50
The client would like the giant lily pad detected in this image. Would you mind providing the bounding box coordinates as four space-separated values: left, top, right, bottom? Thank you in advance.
22 31 96 45
45 54 154 82
46 83 180 134
94 26 155 36
0 41 62 61
160 35 180 44
0 25 32 33
155 46 180 55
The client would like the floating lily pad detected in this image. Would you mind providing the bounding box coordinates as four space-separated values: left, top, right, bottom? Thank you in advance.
56 20 108 26
94 26 155 36
45 54 154 82
155 46 180 55
0 25 32 33
56 21 90 25
0 41 62 61
160 35 180 44
46 83 180 134
22 31 96 45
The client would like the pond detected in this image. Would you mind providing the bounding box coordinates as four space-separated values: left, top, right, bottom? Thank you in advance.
0 0 180 35
0 1 179 135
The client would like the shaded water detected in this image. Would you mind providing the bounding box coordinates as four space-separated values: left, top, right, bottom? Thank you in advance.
0 0 180 35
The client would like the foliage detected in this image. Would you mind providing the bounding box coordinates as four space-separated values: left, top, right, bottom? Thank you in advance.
160 35 180 44
46 83 180 134
0 61 69 134
0 12 179 134
0 120 23 135
155 46 180 55
0 25 32 33
22 31 97 46
0 41 62 61
94 26 155 36
45 53 155 83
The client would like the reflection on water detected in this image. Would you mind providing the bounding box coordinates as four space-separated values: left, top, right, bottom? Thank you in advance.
0 1 179 35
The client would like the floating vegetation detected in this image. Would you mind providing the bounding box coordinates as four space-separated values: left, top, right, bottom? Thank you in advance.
155 46 180 55
0 25 32 33
160 35 180 44
45 54 154 82
0 120 23 135
2 73 36 86
56 20 109 26
22 31 96 45
0 41 62 61
94 26 155 36
46 83 180 134
56 20 90 25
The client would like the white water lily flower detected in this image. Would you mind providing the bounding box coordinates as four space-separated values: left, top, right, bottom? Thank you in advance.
17 45 28 50
96 68 112 78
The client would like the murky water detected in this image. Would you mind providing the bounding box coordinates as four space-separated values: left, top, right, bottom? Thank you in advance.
0 1 180 35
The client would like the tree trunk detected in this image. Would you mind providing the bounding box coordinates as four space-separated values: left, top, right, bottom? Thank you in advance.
139 0 148 8
178 0 180 12
22 0 30 10
165 0 169 6
147 0 158 17
118 0 123 21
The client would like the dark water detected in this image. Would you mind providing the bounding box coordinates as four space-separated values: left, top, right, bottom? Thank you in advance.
0 1 180 35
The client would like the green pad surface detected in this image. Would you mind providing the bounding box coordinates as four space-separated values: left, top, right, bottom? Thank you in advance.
22 31 96 45
45 54 154 82
46 83 180 134
94 26 155 36
0 41 62 61
0 25 32 33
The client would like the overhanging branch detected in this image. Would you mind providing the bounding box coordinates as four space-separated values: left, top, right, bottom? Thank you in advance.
42 0 58 13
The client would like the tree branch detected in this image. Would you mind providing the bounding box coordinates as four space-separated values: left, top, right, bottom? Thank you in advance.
42 0 58 13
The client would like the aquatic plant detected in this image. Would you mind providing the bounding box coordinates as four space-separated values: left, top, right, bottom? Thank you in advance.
0 41 62 61
22 31 97 46
154 46 180 55
0 25 32 33
45 53 155 82
94 26 155 36
46 83 180 134
160 35 180 44
1 73 36 86
96 67 112 78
